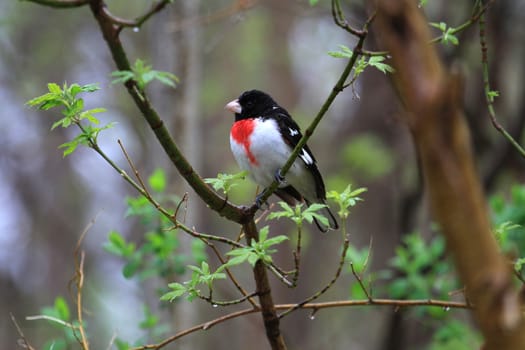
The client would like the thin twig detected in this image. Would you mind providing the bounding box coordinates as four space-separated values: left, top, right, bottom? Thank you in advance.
25 0 87 8
278 236 351 319
202 239 258 307
131 307 260 350
478 12 525 158
102 0 171 27
10 313 35 350
75 251 89 349
349 237 374 300
430 0 496 44
331 0 368 37
70 219 92 350
290 225 303 288
199 292 258 306
131 296 470 349
25 315 77 328
106 332 118 350
168 0 259 33
251 34 368 211
117 139 154 200
350 262 372 300
267 264 293 287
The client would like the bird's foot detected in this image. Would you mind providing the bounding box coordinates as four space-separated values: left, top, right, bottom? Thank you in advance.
255 192 270 210
274 168 286 185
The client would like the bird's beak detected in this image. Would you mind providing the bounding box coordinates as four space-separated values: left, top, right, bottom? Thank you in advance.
225 99 242 114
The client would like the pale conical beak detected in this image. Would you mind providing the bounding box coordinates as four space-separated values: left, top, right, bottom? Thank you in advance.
225 99 242 114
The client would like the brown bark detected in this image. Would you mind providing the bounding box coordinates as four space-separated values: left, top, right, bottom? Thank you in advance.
374 1 525 349
244 219 288 350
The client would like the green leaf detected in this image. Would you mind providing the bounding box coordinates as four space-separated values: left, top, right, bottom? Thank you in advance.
263 235 289 247
123 256 141 279
139 305 159 330
114 339 131 350
368 56 395 74
50 117 68 131
111 70 135 85
103 230 135 257
328 44 354 59
350 281 368 299
225 254 251 267
47 83 62 94
302 203 329 226
487 90 499 103
247 254 260 266
346 245 370 274
154 71 179 88
80 83 101 93
54 297 70 321
148 168 167 193
58 139 80 157
267 202 295 221
204 171 248 194
430 22 447 31
515 257 525 272
327 185 367 219
258 225 269 242
160 282 187 301
111 59 179 90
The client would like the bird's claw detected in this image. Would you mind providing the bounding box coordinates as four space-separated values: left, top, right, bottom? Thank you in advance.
255 192 269 210
274 169 286 185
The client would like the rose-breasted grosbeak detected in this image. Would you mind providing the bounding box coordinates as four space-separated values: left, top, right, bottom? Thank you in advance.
225 90 338 232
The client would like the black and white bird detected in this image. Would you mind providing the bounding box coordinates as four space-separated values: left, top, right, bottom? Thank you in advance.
225 90 338 232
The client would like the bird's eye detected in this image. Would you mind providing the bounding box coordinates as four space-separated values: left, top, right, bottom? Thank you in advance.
245 100 254 108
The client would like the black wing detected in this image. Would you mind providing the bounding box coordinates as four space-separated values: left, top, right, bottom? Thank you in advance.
265 108 326 200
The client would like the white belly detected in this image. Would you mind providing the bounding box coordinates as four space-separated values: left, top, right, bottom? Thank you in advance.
230 118 315 199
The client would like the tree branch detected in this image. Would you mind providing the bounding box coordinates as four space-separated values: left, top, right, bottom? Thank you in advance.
374 1 525 348
132 297 471 349
243 220 287 350
24 0 88 8
87 0 246 225
479 11 525 158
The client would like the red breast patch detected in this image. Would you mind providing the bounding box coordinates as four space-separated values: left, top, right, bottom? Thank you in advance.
231 119 258 165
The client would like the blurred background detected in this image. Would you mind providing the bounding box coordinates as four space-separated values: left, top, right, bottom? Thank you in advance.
1 0 525 349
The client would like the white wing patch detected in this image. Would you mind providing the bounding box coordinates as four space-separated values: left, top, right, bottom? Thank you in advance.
299 148 314 165
289 128 299 137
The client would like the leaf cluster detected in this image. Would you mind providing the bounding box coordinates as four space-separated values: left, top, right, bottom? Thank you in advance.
161 261 226 302
267 202 330 228
327 185 367 220
328 45 394 75
111 59 179 90
430 22 459 45
38 297 80 350
26 82 112 156
204 170 248 195
104 169 207 280
225 226 288 267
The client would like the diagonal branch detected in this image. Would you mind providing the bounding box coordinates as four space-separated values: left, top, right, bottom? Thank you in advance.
374 1 525 348
87 0 246 225
251 32 369 211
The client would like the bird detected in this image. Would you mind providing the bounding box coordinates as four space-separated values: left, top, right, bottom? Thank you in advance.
225 89 338 232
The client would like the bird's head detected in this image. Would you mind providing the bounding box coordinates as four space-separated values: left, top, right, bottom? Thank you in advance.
225 90 277 121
